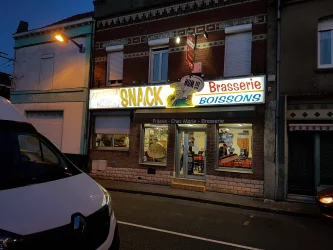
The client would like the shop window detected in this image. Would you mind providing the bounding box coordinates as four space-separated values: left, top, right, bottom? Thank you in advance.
217 124 253 171
141 124 168 165
94 116 130 150
149 48 168 83
224 24 252 77
318 18 333 68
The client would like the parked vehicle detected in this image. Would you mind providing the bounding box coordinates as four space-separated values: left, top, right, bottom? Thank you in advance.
316 187 333 219
0 96 120 249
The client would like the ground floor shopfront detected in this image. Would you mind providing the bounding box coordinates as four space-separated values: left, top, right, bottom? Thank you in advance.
283 96 333 203
89 76 266 197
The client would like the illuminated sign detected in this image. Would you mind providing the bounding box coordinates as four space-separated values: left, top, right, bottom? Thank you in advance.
89 75 265 109
192 76 265 106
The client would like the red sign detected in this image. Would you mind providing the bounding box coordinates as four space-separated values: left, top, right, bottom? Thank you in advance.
186 36 195 69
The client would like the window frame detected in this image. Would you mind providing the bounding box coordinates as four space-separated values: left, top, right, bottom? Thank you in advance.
224 24 252 78
318 29 333 69
140 124 168 166
215 124 253 174
92 115 130 151
106 45 124 87
148 46 169 84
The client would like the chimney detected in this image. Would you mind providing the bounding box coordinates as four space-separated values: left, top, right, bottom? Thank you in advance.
16 21 29 33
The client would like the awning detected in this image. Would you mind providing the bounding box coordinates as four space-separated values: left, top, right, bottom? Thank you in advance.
289 124 333 131
133 106 257 124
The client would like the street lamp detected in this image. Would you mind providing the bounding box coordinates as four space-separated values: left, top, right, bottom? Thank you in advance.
54 32 85 53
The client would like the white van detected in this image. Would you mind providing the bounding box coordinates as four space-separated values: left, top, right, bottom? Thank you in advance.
0 97 119 249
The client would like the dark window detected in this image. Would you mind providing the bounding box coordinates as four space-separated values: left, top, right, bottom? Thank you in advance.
0 131 81 190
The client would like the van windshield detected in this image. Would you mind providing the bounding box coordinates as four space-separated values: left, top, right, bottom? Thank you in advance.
0 131 81 190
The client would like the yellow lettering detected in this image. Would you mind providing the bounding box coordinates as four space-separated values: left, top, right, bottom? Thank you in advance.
128 88 137 107
120 89 128 107
146 87 154 106
138 88 144 106
154 87 163 105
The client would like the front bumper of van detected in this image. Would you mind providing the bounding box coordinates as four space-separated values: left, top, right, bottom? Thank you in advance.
97 211 120 250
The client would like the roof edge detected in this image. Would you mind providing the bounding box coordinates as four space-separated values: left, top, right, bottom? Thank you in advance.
13 17 94 39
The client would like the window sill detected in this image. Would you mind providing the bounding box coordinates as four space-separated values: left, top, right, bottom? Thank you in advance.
215 167 253 174
139 162 167 167
316 67 333 73
93 147 129 152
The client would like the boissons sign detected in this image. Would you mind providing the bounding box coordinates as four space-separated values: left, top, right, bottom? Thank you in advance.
89 75 265 109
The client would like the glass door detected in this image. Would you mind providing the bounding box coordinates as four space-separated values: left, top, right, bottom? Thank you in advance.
177 129 206 180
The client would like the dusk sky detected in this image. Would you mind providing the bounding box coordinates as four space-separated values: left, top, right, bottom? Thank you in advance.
0 0 93 74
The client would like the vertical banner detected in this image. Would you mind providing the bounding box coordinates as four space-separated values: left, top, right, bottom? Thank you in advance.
186 35 196 69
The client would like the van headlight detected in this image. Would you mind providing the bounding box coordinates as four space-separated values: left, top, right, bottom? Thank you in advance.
319 197 333 204
0 229 23 249
100 186 112 216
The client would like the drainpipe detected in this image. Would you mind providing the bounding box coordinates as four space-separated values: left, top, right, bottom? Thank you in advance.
83 20 95 172
275 0 281 200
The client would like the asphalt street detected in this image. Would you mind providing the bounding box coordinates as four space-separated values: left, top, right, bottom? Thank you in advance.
110 191 333 250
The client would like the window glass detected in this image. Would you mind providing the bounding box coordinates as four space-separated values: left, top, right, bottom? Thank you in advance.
153 53 161 82
142 124 168 164
218 124 253 170
320 31 332 65
95 134 129 148
161 52 168 81
151 49 168 83
0 131 80 190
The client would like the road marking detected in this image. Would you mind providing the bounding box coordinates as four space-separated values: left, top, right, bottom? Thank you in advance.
243 220 251 226
118 221 263 250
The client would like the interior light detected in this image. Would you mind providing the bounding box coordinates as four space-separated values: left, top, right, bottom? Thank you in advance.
176 37 180 44
55 34 64 42
238 124 243 126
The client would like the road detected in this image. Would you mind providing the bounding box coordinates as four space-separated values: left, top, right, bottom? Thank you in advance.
110 191 333 250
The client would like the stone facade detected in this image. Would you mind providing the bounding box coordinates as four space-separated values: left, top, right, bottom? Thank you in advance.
91 167 172 185
206 175 264 197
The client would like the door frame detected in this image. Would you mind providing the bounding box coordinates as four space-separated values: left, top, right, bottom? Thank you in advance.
176 127 207 180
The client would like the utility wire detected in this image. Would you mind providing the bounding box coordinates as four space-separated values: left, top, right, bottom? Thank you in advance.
0 60 12 68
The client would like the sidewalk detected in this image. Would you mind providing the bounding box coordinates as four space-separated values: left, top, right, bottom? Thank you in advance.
94 178 320 218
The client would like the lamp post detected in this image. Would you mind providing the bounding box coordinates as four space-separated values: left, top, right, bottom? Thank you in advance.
54 32 85 53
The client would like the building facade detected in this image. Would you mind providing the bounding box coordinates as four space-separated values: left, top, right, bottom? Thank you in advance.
277 0 333 202
10 13 94 170
90 0 269 197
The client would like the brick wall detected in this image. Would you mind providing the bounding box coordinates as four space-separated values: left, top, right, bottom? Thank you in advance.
93 0 268 88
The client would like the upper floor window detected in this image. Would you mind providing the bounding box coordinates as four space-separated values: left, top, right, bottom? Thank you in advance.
148 38 169 83
39 53 55 90
318 18 333 68
224 24 252 78
106 45 124 86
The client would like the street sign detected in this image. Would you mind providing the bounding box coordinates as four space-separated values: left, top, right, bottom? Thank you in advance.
186 35 196 69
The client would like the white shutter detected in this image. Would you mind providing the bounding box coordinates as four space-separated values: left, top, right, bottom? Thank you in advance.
39 56 54 90
95 116 130 134
108 51 124 81
224 32 252 77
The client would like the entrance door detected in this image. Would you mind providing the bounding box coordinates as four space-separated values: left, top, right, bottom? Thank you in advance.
288 131 315 196
177 129 206 180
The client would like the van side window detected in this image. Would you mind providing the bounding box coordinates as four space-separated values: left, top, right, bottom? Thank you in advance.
18 135 58 165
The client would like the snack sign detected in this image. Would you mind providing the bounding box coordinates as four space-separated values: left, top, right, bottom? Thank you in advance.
89 75 265 109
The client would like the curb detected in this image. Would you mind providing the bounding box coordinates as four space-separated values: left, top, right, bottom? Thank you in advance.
105 187 321 219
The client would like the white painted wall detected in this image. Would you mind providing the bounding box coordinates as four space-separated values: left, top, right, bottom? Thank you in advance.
14 38 87 91
14 102 84 154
